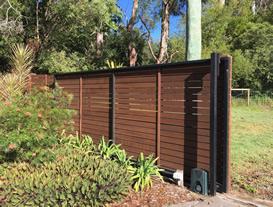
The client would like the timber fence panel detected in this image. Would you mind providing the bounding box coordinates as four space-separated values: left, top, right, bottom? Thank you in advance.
30 55 231 195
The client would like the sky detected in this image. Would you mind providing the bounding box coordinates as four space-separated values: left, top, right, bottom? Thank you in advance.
117 0 184 41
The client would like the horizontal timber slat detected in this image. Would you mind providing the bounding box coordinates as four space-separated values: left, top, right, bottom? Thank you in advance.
115 124 155 135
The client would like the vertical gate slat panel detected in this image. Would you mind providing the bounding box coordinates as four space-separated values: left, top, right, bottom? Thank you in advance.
57 76 81 134
160 64 211 182
81 74 111 143
115 71 157 158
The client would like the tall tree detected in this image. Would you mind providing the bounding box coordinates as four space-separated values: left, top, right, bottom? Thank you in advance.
157 0 171 63
252 0 273 14
140 0 185 64
0 0 23 35
186 0 202 60
127 0 139 66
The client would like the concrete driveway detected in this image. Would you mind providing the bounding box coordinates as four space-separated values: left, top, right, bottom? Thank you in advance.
168 194 273 207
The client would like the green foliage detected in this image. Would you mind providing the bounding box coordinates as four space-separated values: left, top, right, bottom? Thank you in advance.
202 0 273 95
112 146 134 168
61 134 95 153
65 137 163 192
0 87 74 163
97 137 123 160
233 22 273 94
131 153 163 192
37 0 121 70
38 50 90 73
67 137 164 192
231 50 255 88
1 149 131 206
0 0 122 72
168 35 186 62
105 28 146 66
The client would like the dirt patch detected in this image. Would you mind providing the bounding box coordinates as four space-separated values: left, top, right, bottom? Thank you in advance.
110 180 202 207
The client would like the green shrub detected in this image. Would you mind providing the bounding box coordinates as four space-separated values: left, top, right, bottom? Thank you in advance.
97 137 133 167
1 149 131 207
61 134 96 153
38 50 90 73
0 87 74 163
97 138 163 192
97 137 121 160
131 153 163 192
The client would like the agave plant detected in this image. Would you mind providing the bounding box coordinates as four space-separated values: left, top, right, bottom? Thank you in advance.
105 60 124 69
0 44 34 101
131 153 163 192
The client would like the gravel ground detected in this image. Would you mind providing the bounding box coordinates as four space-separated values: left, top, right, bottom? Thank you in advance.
109 179 202 207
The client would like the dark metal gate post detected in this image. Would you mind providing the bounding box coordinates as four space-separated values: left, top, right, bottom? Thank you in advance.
79 76 83 137
210 53 219 195
110 73 116 143
156 69 161 165
222 56 232 193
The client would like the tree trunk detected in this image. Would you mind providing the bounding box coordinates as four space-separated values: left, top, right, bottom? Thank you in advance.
127 0 138 66
36 0 40 42
96 32 104 58
252 1 257 14
157 0 170 64
186 0 202 61
218 0 225 7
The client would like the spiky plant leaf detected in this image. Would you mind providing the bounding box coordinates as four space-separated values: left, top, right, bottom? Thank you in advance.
132 153 163 192
0 44 34 101
105 60 124 69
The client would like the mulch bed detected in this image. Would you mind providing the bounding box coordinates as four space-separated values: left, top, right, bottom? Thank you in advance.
110 179 202 207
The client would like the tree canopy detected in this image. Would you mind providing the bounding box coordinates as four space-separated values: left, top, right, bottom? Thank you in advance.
0 0 272 95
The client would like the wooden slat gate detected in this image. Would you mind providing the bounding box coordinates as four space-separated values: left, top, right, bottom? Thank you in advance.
30 53 232 195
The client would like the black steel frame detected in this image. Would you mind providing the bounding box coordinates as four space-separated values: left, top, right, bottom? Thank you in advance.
222 56 231 192
210 53 219 196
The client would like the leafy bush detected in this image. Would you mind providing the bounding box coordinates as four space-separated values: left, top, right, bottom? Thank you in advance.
89 137 163 192
97 137 121 159
0 87 74 163
60 134 96 153
97 137 133 166
1 149 131 207
131 153 163 192
38 50 90 73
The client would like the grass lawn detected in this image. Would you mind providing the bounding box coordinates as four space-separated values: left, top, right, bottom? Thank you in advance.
231 102 273 200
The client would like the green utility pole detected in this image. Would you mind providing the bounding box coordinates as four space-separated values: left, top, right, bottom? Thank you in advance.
186 0 202 60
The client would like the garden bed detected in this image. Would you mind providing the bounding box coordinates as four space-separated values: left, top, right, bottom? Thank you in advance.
111 179 201 207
